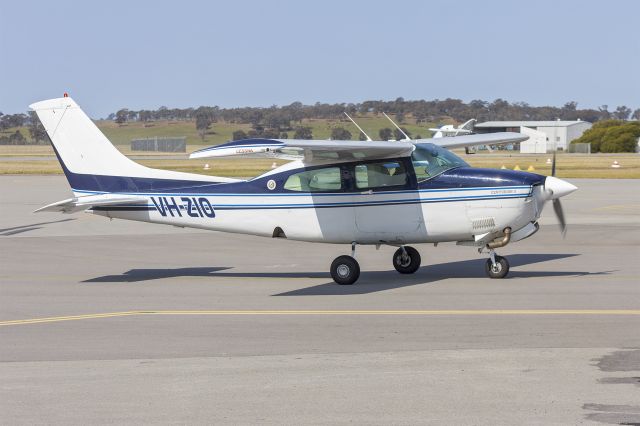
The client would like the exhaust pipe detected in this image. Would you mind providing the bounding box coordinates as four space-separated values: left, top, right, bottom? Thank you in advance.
487 227 512 249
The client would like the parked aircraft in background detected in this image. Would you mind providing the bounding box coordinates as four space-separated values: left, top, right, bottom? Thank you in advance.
430 119 477 138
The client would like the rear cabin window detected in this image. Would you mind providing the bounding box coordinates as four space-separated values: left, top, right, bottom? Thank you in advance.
283 167 342 192
355 161 407 189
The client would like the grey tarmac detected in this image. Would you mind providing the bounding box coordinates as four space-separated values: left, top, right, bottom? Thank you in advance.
1 176 639 425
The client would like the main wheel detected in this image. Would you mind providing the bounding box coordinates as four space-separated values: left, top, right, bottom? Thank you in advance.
393 246 421 274
485 255 510 279
330 255 360 285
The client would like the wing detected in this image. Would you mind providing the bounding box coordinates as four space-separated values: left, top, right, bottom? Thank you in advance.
190 138 415 162
418 132 528 149
35 194 148 214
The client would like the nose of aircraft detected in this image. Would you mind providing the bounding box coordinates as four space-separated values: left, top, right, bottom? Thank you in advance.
544 176 578 200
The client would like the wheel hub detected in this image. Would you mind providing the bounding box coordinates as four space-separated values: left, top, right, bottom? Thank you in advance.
397 254 411 268
337 264 350 278
491 263 502 273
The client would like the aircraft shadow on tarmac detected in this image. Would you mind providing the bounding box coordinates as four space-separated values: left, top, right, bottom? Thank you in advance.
84 267 233 283
83 253 613 295
0 218 75 236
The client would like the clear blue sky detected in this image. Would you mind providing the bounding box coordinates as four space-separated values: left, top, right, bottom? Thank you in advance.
1 0 638 118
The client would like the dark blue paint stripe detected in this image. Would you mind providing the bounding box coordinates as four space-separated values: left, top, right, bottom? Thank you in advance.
73 185 532 198
90 193 529 213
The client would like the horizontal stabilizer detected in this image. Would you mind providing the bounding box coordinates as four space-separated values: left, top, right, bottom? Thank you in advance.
35 194 148 214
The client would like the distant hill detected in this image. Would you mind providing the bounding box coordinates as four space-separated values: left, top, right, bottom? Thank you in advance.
97 114 441 146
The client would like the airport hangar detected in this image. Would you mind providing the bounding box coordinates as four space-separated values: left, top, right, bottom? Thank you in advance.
474 120 592 153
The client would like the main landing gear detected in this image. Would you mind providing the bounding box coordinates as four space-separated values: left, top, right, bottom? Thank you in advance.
330 243 360 285
330 243 421 285
392 246 421 274
330 255 360 285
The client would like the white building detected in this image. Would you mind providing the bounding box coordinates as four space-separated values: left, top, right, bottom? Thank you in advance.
474 120 592 153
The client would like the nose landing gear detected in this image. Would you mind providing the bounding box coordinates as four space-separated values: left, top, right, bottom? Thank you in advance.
484 249 510 279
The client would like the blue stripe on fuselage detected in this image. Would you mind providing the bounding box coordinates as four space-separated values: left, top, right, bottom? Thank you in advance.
86 192 532 213
63 167 543 195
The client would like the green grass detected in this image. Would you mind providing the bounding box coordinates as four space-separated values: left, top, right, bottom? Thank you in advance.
97 120 258 146
96 114 440 146
289 115 440 141
0 126 33 141
3 114 442 148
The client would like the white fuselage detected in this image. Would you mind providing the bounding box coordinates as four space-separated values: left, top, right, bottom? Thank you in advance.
86 184 540 245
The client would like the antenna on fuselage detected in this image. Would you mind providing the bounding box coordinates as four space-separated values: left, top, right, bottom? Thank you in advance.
382 112 411 141
343 112 372 141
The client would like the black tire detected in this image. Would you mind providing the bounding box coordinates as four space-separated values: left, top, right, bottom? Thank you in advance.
485 255 510 279
330 255 360 285
393 246 421 274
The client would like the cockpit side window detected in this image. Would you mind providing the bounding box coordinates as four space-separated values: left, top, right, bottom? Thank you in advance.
411 143 468 181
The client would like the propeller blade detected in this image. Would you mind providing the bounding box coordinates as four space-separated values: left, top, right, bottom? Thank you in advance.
551 150 557 177
553 199 567 237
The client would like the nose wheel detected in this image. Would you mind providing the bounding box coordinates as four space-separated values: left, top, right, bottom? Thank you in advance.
485 251 509 279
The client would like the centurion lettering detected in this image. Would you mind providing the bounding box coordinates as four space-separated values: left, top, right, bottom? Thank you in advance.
150 197 215 218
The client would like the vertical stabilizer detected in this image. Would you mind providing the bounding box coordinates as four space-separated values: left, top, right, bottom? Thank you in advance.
29 97 145 176
29 96 239 192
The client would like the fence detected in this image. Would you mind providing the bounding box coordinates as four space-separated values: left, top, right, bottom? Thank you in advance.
131 137 186 152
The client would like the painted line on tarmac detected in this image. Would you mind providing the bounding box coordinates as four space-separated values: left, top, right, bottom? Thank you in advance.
1 310 640 327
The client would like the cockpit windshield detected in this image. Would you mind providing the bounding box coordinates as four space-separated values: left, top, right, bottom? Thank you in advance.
411 143 469 181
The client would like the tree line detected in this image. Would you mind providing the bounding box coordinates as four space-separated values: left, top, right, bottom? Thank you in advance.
2 97 639 145
109 98 640 126
0 111 49 145
109 97 639 143
572 120 640 153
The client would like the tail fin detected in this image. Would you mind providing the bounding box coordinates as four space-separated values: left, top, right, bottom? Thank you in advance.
30 97 239 193
459 118 476 131
30 97 147 177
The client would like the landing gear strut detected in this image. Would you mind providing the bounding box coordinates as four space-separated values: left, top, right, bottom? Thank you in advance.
484 249 509 279
392 246 421 274
330 242 360 285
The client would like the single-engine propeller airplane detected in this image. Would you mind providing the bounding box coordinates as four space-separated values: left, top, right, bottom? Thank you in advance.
31 96 577 285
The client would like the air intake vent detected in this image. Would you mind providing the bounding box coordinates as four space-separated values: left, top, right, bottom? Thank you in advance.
472 217 496 230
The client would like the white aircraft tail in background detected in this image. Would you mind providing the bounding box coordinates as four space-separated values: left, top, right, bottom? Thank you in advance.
430 118 476 138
